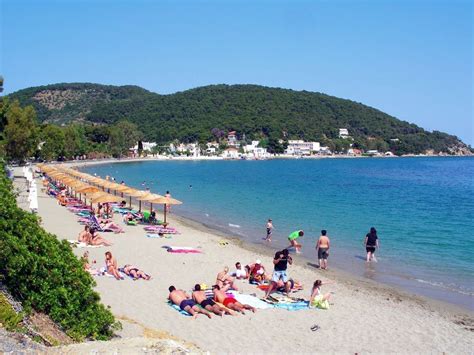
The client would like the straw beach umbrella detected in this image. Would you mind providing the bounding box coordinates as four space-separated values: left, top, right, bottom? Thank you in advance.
146 195 182 224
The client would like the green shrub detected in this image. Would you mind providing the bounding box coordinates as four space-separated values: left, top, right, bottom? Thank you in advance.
0 163 119 340
0 293 23 331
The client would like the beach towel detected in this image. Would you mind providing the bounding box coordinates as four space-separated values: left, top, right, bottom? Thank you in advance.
146 233 172 239
262 294 309 311
163 246 202 254
168 302 192 316
68 240 102 248
233 293 273 309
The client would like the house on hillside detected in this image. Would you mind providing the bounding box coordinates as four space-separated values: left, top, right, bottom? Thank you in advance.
130 141 157 156
339 128 350 139
206 142 219 155
227 131 240 147
243 140 269 159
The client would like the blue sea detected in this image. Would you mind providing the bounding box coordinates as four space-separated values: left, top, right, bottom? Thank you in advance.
82 157 474 309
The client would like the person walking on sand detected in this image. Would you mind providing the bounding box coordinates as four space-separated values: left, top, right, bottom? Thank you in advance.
168 286 212 319
316 230 330 270
364 227 379 262
265 249 293 298
287 230 304 253
264 219 274 242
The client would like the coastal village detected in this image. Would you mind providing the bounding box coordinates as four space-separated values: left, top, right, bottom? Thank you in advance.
128 128 471 160
130 129 397 160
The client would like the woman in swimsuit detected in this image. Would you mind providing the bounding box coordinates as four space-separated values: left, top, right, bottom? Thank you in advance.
89 229 112 246
105 251 123 280
123 264 151 280
78 225 91 243
216 266 238 291
364 227 379 262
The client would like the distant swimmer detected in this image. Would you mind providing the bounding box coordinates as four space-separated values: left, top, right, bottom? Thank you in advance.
316 230 330 270
364 227 379 262
287 230 304 253
264 219 273 242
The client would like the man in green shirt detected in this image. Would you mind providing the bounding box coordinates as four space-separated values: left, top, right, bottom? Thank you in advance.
287 230 304 254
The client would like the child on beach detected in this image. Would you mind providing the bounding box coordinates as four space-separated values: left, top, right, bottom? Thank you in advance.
287 230 304 253
309 280 332 309
264 219 273 242
364 227 380 262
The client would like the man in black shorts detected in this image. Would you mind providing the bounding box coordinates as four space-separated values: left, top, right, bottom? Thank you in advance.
192 284 231 316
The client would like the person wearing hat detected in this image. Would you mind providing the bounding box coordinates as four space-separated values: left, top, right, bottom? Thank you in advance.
246 259 268 284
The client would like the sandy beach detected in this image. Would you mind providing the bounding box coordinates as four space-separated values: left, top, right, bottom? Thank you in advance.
13 166 474 353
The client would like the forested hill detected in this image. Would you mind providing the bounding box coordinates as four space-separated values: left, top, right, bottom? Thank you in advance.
8 82 469 154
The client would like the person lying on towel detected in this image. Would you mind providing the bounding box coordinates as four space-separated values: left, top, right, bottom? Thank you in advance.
168 286 211 319
212 285 256 314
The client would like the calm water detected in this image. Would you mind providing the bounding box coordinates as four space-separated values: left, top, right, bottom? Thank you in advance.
83 157 474 309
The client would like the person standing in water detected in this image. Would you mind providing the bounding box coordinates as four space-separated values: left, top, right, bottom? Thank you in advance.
165 190 171 213
364 227 379 262
287 230 304 253
264 219 274 242
316 230 330 270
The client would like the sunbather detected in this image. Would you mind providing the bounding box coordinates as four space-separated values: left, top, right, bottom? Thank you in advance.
216 266 239 291
168 286 211 319
309 279 332 309
232 262 248 280
78 225 91 243
122 264 151 280
192 284 231 316
212 285 256 314
82 251 99 275
105 251 123 280
90 228 112 246
98 219 124 233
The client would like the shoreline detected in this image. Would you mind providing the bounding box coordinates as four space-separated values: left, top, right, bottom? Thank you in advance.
70 157 474 312
15 166 474 352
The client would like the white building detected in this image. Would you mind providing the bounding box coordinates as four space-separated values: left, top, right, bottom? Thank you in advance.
285 140 320 156
243 140 269 159
339 128 350 138
131 142 157 155
227 131 240 147
222 147 239 159
206 142 219 155
172 142 201 157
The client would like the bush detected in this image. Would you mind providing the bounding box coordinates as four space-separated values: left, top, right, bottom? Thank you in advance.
0 293 23 332
0 163 119 340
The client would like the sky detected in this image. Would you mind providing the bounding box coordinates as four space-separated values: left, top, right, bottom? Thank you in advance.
1 0 473 145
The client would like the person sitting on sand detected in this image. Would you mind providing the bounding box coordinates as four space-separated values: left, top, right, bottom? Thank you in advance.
123 212 136 224
267 278 302 295
287 230 304 254
309 280 332 310
122 264 151 280
78 225 91 243
216 266 239 291
212 285 256 314
168 286 211 319
89 228 112 246
245 259 268 284
192 284 231 316
105 251 123 280
82 251 99 275
232 262 248 280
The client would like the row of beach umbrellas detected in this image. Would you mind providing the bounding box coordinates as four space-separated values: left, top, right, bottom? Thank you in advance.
37 164 182 223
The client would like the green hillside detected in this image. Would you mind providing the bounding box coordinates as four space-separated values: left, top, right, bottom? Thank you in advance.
8 82 470 154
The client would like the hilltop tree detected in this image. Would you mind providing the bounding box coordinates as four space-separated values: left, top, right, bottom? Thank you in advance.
63 124 87 158
3 101 39 163
108 120 142 157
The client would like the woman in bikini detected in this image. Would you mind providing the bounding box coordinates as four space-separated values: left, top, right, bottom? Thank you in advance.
216 266 239 291
89 228 112 246
105 251 123 280
122 264 151 280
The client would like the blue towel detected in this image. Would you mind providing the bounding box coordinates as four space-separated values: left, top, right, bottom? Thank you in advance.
168 302 191 316
271 301 309 311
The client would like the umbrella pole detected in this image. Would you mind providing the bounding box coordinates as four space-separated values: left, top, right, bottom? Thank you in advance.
163 204 167 224
139 200 141 212
150 203 153 213
129 196 132 209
